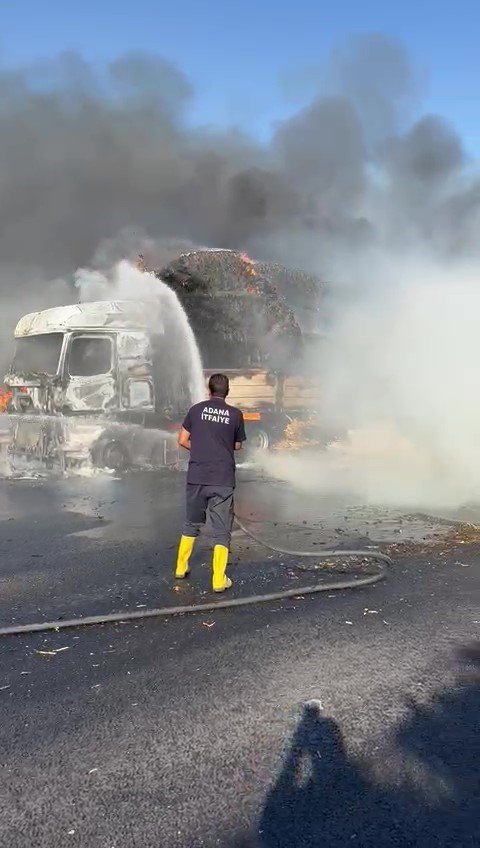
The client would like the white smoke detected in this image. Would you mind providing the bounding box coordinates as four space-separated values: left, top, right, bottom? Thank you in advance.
263 251 480 509
74 260 205 404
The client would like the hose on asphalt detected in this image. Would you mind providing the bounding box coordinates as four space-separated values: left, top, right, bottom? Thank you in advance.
0 516 391 637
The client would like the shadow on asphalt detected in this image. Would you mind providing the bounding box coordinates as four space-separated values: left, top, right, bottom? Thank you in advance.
233 642 479 848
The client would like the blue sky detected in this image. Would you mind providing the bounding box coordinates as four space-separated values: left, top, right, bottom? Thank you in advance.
1 0 479 152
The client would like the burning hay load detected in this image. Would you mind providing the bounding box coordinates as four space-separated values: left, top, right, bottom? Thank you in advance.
255 261 327 336
155 248 325 373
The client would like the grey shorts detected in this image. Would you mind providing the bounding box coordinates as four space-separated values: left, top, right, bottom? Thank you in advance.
183 483 234 548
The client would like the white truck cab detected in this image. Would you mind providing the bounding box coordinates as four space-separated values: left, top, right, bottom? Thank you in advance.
5 300 184 469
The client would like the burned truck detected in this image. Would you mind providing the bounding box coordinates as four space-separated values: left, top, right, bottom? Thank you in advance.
4 251 324 470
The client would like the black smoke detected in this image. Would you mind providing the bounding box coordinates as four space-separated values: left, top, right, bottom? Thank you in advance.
0 32 478 297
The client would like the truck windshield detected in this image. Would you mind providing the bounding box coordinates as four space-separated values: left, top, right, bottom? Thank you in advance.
12 333 63 376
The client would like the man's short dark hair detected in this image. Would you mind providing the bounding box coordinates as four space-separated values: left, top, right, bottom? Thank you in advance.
208 373 229 398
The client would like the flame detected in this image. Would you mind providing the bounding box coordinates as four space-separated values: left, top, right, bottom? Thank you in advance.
240 252 258 277
239 252 260 295
0 387 12 412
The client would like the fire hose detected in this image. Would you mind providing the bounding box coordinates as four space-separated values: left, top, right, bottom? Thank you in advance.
0 517 390 637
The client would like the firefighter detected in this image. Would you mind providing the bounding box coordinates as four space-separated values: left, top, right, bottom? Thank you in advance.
175 373 246 592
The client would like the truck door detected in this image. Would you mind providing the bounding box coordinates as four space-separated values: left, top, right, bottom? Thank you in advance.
117 332 155 415
63 334 117 413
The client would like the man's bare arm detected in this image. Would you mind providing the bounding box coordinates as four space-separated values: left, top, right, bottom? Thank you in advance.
234 442 243 451
178 427 191 451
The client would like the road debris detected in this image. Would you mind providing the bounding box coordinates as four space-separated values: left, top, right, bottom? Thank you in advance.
34 646 70 657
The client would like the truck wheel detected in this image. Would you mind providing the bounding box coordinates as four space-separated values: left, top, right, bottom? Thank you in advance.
93 439 130 471
246 425 270 452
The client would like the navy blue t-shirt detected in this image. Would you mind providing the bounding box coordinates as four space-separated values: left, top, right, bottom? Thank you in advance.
182 397 246 487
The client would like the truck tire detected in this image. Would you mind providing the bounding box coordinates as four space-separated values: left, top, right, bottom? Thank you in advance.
245 424 271 453
92 439 130 471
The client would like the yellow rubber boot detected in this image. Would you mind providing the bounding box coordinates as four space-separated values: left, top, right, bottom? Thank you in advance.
175 535 195 578
212 545 232 593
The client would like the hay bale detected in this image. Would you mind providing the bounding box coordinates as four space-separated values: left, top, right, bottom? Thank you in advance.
155 249 325 372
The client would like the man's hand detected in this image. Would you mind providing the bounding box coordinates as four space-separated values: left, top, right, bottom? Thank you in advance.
178 427 191 451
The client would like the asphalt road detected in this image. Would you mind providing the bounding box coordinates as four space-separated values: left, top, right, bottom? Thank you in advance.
0 469 478 847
